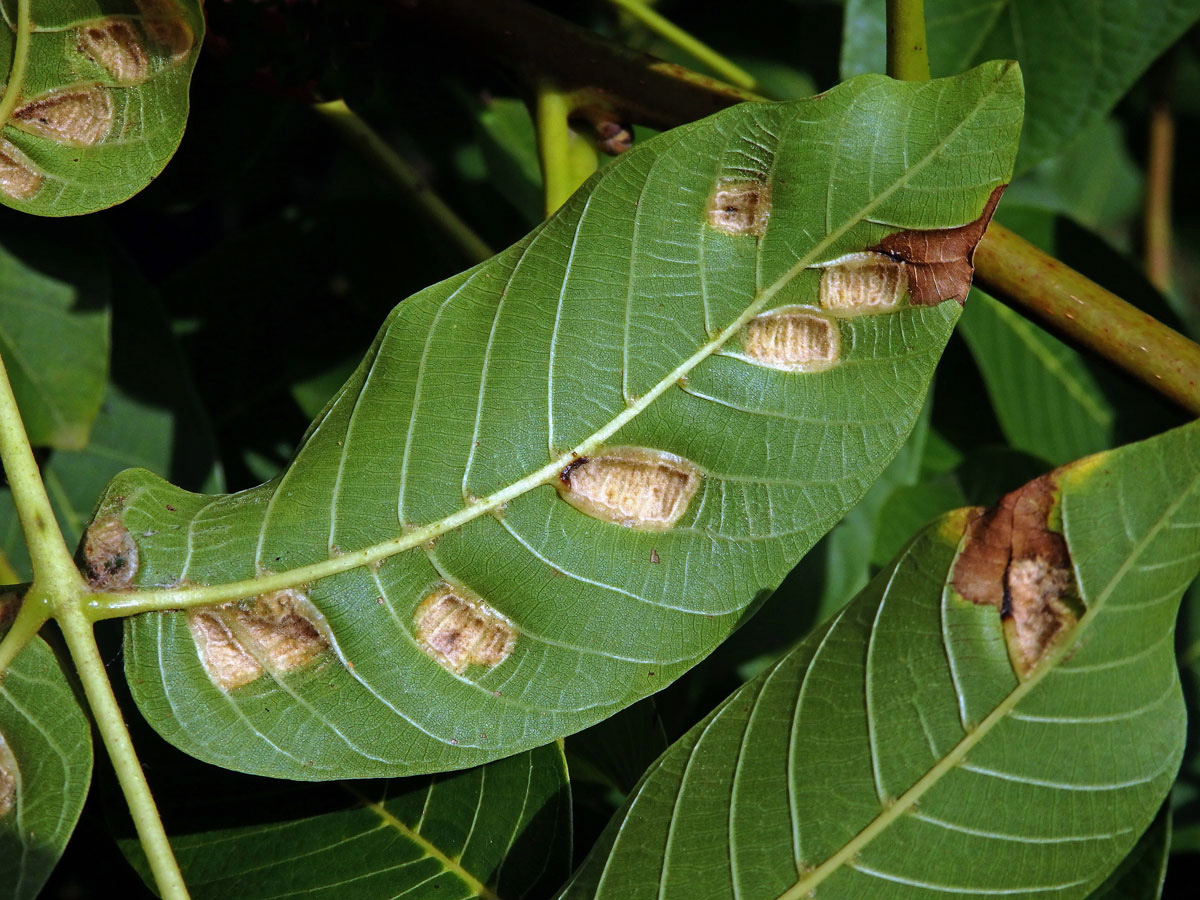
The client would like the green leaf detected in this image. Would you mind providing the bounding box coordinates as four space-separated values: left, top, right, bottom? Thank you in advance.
0 634 93 900
98 63 1022 779
128 742 571 900
0 219 109 450
0 0 204 215
1086 800 1171 900
0 242 221 581
840 0 1200 171
560 420 1200 899
961 289 1114 466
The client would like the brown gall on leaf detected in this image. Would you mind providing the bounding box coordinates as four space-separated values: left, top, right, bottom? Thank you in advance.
707 178 770 236
76 19 150 85
13 86 114 147
743 308 840 371
188 588 330 691
136 0 195 59
0 731 16 820
952 474 1078 676
414 585 516 674
557 446 700 530
818 253 908 314
187 610 262 690
0 138 43 200
872 185 1006 305
83 516 139 590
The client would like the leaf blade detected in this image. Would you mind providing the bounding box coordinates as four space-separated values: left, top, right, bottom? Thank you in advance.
104 63 1023 778
561 420 1200 899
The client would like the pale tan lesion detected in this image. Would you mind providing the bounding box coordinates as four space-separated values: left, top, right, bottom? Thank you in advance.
414 585 516 674
0 731 17 820
0 137 43 200
12 86 114 147
817 252 908 314
706 178 770 236
558 447 700 530
76 19 151 85
1004 557 1078 676
188 588 330 691
83 516 140 590
742 308 840 372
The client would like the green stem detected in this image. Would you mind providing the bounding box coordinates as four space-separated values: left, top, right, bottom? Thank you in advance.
0 548 19 585
1144 56 1175 294
536 84 577 217
57 605 191 900
313 100 493 265
0 0 31 129
608 0 756 90
0 588 46 678
0 352 82 599
886 0 931 81
399 0 762 132
974 224 1200 415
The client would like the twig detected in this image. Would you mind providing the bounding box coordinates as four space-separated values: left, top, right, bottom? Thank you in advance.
313 100 493 264
1144 54 1176 293
536 85 578 217
396 0 763 131
608 0 757 90
974 224 1200 416
886 0 931 81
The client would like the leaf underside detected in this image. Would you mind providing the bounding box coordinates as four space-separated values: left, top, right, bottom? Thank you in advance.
0 0 204 215
97 63 1023 779
0 636 93 900
126 743 572 900
559 420 1200 900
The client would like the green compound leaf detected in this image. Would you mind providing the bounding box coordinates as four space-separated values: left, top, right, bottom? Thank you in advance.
840 0 1200 172
94 63 1022 779
0 0 204 215
0 219 109 450
0 633 93 900
126 742 571 900
559 420 1200 900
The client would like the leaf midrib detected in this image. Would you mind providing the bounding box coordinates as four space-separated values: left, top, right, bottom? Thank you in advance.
775 457 1200 900
97 69 1011 617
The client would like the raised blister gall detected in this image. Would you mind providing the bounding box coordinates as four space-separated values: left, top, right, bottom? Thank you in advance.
818 253 908 313
706 178 770 236
0 731 16 820
188 589 330 690
14 87 114 147
743 308 840 371
414 585 516 674
558 447 700 529
83 516 139 590
0 138 42 199
187 610 263 690
77 19 150 85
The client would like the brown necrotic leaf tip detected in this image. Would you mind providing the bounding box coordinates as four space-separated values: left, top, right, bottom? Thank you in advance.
188 588 330 691
871 185 1005 306
952 473 1079 676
